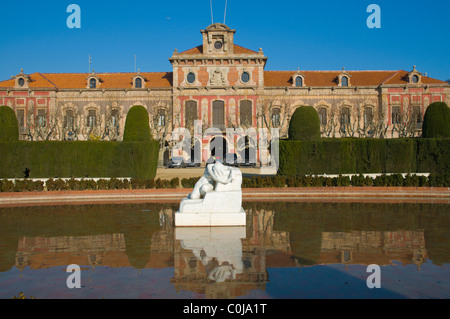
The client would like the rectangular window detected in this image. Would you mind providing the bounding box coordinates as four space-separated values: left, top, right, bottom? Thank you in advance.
88 110 96 127
16 109 25 128
392 106 401 124
64 110 74 130
412 105 422 125
158 109 166 127
212 100 224 130
111 109 119 127
37 109 46 127
318 108 327 126
239 100 252 126
185 101 198 128
271 108 281 127
340 108 351 126
364 107 373 126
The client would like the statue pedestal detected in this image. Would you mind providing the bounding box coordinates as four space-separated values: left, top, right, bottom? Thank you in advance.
175 191 245 226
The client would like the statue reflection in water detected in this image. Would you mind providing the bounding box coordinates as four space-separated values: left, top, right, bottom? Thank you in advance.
176 227 245 283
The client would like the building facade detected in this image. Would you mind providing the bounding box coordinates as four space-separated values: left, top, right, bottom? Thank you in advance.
1 23 449 164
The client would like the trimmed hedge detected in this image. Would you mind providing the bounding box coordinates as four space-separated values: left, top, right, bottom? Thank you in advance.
2 173 449 192
288 106 321 140
422 102 450 138
242 174 449 188
0 106 19 142
0 140 159 179
278 138 450 176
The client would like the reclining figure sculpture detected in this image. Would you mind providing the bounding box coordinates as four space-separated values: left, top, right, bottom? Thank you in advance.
175 161 246 226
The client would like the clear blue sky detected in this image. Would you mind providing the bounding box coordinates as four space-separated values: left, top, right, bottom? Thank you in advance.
1 0 449 81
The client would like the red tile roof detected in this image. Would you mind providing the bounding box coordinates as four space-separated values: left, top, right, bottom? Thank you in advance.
264 70 447 87
0 70 446 89
0 72 173 89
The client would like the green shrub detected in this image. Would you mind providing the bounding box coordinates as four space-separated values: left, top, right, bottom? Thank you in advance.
288 106 321 140
181 177 197 188
0 179 14 192
422 102 450 138
12 179 44 192
0 106 19 142
46 178 68 191
123 105 153 141
169 177 180 188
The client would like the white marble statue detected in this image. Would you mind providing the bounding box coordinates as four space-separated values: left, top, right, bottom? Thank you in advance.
188 161 240 199
175 161 246 227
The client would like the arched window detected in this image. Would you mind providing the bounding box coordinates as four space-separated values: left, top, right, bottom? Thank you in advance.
295 76 303 87
89 78 97 89
135 78 142 88
18 78 25 87
318 108 327 125
185 100 198 128
341 76 349 87
239 100 252 126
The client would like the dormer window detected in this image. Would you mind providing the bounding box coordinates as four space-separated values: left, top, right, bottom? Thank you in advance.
87 71 102 89
408 66 422 84
338 68 351 87
89 78 97 89
14 69 30 88
292 70 306 87
341 76 349 87
132 70 146 89
135 78 142 88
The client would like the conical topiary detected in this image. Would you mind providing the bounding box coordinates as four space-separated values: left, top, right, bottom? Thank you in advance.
123 105 153 141
0 106 19 141
288 106 321 140
422 102 450 138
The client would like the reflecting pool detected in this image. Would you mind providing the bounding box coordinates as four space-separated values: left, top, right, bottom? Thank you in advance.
0 201 449 299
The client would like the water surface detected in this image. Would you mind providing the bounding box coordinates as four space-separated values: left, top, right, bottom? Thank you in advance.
0 201 448 299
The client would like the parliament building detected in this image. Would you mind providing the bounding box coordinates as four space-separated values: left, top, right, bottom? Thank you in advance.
1 23 449 164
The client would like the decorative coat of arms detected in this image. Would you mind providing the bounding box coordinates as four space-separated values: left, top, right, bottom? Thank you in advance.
209 68 226 86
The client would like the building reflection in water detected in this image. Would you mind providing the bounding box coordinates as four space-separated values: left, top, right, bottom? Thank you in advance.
2 202 444 298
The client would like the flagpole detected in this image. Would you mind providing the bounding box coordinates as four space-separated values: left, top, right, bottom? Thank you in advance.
210 0 214 24
224 0 227 24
